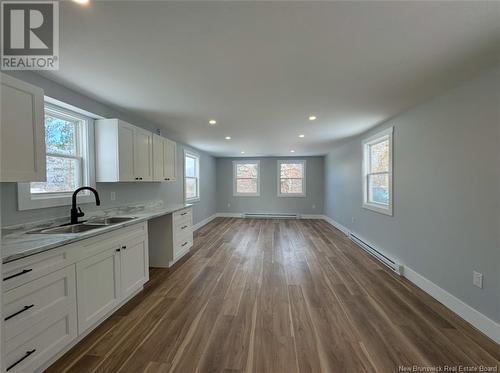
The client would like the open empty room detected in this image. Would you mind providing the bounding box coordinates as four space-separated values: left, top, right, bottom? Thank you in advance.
0 1 499 372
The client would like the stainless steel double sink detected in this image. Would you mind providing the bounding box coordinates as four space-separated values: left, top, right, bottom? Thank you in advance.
28 217 137 234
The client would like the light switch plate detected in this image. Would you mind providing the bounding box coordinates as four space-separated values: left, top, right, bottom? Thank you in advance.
473 271 483 289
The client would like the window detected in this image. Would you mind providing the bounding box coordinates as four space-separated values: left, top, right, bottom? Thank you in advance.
233 160 260 196
362 127 393 216
278 160 306 197
18 100 95 210
184 150 200 202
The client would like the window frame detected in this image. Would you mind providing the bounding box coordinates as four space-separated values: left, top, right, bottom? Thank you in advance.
17 99 96 211
233 160 261 197
184 149 200 203
362 126 393 216
277 159 306 197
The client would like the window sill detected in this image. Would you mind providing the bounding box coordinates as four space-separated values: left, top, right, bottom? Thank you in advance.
233 193 260 197
17 183 96 211
362 202 393 216
278 194 306 198
185 198 200 204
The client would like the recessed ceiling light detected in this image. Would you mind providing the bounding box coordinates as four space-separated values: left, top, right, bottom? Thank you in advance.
241 151 245 154
290 150 295 153
73 0 89 4
208 119 217 125
298 134 305 138
308 115 317 121
225 136 231 140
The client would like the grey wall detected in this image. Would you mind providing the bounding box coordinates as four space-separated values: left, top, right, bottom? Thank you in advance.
216 157 324 215
324 67 500 323
1 72 217 226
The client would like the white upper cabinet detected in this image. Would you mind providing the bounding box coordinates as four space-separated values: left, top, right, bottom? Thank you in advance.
95 119 153 182
117 122 135 181
134 127 153 181
1 73 46 182
153 134 177 182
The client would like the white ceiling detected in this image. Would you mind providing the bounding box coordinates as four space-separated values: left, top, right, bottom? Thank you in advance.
42 1 499 157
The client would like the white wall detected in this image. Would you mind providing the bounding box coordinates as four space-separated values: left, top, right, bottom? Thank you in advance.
324 67 500 324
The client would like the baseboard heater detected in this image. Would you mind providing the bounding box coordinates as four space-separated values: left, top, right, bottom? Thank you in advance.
349 233 403 275
244 213 298 219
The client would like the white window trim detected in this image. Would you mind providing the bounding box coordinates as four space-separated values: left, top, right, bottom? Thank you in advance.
184 149 200 203
17 100 97 211
233 160 260 197
277 159 306 197
362 126 393 216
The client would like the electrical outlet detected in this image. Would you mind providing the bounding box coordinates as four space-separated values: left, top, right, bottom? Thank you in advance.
110 191 116 201
473 271 483 289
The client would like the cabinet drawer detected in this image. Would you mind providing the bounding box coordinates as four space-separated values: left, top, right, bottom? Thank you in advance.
173 214 192 230
173 234 193 260
173 208 192 223
5 302 77 373
3 265 76 341
173 221 192 238
3 246 75 291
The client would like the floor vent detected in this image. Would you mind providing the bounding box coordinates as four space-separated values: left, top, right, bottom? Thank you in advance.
349 233 403 275
244 213 298 219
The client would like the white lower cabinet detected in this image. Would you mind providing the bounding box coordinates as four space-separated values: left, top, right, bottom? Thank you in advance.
120 234 149 299
76 224 149 333
1 222 150 372
148 207 193 267
76 247 121 333
3 266 77 372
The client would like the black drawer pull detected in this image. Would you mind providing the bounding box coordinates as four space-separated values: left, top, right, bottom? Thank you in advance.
181 241 188 247
181 212 188 216
5 304 34 321
7 349 36 371
116 248 121 252
181 225 188 230
121 245 127 249
3 269 33 281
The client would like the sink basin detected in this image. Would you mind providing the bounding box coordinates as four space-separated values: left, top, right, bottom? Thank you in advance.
37 224 105 234
86 217 136 225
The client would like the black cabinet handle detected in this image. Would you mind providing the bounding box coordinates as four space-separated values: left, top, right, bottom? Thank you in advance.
181 212 187 216
116 248 121 252
181 225 188 230
3 269 33 281
121 245 127 249
164 178 170 181
181 242 188 247
7 349 36 371
139 177 143 180
135 177 139 180
5 304 34 321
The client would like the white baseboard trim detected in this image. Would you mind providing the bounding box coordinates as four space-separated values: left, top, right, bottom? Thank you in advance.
320 214 500 344
193 214 217 231
404 266 500 344
216 212 244 218
300 214 324 219
321 215 350 236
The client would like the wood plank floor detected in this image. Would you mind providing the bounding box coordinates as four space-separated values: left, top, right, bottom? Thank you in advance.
47 218 500 373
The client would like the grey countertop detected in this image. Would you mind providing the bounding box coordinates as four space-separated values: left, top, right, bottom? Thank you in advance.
1 203 192 264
